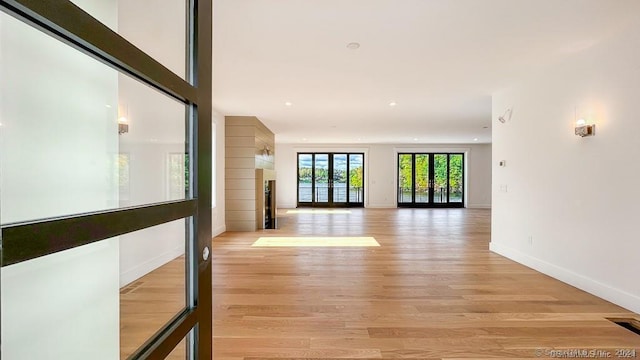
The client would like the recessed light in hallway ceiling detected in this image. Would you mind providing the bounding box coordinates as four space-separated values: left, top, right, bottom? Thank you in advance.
389 101 397 107
285 102 292 107
346 42 360 50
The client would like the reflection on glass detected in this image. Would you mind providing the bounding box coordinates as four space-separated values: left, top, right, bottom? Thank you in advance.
398 154 413 203
315 154 329 203
168 153 189 200
415 154 430 203
70 0 187 79
434 154 448 203
119 153 131 201
333 154 347 203
348 154 364 203
298 154 313 202
166 334 189 359
120 219 187 358
449 154 463 203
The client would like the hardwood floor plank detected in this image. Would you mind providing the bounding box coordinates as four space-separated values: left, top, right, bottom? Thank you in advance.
121 208 640 358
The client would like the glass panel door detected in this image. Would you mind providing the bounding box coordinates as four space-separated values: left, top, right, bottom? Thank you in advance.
0 1 212 358
415 154 430 204
348 154 364 203
314 154 330 204
433 154 449 204
297 154 313 203
332 154 348 204
449 154 464 204
398 154 413 204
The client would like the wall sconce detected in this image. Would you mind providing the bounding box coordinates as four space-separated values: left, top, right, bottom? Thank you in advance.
118 104 129 135
118 116 129 135
262 145 271 157
498 108 512 123
574 118 595 137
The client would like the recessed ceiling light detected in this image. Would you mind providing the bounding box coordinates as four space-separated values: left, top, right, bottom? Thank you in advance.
413 138 419 141
302 138 308 141
389 101 397 107
473 138 479 141
285 102 292 107
346 42 360 50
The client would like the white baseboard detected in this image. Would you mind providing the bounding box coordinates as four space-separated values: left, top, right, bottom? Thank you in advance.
490 242 640 314
120 245 184 287
467 204 492 209
279 203 296 209
367 203 396 208
213 224 226 237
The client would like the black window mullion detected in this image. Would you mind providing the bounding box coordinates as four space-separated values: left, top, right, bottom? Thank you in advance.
429 154 435 204
327 153 335 207
1 200 197 267
462 154 465 206
412 154 417 205
1 0 198 104
448 154 452 204
312 154 316 203
346 155 350 204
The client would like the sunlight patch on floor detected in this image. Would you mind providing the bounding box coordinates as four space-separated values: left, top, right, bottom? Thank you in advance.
286 209 352 214
252 236 380 247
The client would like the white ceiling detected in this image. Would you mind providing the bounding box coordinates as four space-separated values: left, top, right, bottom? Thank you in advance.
213 0 638 144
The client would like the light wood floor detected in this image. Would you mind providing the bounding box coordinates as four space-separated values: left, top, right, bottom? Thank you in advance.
123 208 640 359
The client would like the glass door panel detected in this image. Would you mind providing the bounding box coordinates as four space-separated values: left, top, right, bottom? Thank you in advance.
415 154 430 204
433 154 449 204
348 154 364 203
297 154 313 203
314 154 329 203
332 154 348 203
449 154 464 203
398 154 413 203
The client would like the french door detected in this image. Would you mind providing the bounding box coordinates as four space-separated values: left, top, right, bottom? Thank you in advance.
297 153 364 207
398 153 464 208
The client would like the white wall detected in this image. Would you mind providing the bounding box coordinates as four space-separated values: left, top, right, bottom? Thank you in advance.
213 110 226 236
491 19 640 314
0 5 119 359
276 143 491 209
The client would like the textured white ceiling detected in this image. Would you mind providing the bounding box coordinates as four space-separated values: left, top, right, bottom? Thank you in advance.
213 0 638 144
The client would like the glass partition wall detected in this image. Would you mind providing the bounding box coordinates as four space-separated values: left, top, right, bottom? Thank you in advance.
398 153 464 208
0 1 212 359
